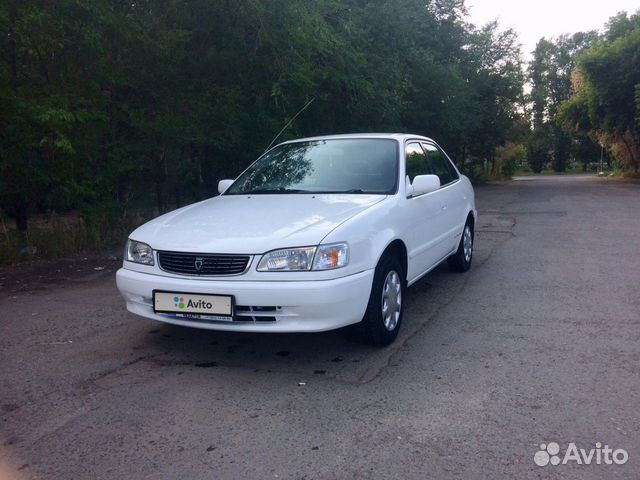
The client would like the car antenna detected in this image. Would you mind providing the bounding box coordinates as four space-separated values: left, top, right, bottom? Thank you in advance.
263 97 316 154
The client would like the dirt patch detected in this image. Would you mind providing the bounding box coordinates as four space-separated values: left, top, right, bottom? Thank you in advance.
0 250 122 294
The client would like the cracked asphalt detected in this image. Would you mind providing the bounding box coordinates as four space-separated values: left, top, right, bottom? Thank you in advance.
1 175 639 479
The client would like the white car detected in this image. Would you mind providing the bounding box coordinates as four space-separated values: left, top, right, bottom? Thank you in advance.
116 134 476 345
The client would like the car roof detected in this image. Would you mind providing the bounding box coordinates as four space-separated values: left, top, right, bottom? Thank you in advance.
279 133 435 145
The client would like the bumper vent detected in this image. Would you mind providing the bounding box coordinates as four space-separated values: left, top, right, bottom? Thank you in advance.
158 251 250 276
235 305 277 322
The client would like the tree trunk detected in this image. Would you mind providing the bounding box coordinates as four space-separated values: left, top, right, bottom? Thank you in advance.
155 184 164 214
13 197 28 231
620 132 638 173
175 188 182 209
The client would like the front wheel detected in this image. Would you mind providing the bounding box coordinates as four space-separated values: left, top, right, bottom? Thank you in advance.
354 254 405 346
448 222 473 272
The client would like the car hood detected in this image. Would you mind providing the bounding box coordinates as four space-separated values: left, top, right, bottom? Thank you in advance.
131 194 387 254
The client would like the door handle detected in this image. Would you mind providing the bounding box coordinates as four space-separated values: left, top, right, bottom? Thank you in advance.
441 202 447 211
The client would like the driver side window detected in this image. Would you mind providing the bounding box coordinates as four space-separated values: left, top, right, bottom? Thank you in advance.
405 143 431 181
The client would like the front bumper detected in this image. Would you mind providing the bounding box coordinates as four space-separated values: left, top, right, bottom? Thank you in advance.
116 267 374 332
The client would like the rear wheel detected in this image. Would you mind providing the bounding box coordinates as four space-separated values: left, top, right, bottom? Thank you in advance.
448 220 473 272
354 253 405 346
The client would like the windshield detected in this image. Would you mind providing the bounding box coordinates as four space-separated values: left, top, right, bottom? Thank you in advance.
224 139 398 195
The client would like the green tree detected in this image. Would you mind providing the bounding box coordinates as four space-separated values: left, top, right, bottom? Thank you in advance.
559 11 640 172
0 0 528 250
528 32 598 172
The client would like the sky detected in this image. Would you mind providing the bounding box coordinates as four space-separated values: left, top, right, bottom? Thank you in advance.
466 0 639 59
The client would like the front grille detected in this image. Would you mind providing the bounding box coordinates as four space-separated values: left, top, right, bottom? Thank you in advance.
158 251 250 276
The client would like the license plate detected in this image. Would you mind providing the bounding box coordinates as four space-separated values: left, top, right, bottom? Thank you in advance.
153 291 233 317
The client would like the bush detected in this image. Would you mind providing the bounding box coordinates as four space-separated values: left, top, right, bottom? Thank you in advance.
498 144 527 178
0 208 151 265
460 161 488 184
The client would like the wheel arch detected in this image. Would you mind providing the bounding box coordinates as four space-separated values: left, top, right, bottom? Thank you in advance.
377 239 408 283
466 210 475 230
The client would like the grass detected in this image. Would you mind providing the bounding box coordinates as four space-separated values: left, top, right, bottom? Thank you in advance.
513 166 600 176
0 210 150 266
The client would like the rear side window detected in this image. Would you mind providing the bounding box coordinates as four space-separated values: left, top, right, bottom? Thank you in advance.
405 143 431 181
423 143 458 186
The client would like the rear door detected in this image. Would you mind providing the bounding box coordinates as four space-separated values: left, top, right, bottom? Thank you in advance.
422 142 464 253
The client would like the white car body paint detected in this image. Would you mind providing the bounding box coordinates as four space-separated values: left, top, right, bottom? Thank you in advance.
116 133 476 332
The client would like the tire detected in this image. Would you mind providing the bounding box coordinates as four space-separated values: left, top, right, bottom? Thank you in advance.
448 220 474 272
354 253 405 346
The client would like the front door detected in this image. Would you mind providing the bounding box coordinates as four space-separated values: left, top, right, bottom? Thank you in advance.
403 142 450 281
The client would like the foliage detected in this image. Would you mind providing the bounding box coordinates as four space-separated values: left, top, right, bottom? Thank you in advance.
1 0 526 249
527 32 599 172
498 143 527 178
559 11 640 172
527 128 550 173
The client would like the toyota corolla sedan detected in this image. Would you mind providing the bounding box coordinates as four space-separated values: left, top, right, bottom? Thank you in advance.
116 134 476 345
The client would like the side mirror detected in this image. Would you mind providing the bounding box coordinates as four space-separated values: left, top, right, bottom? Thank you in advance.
405 175 414 197
410 174 440 196
218 179 234 194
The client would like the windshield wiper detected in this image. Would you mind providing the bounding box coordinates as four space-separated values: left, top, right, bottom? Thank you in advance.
238 187 313 194
315 189 375 194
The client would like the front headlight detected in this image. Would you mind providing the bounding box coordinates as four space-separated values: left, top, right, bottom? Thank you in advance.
125 239 154 265
257 246 316 271
257 242 349 271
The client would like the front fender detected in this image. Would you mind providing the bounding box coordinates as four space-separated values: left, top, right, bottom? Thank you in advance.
321 197 405 275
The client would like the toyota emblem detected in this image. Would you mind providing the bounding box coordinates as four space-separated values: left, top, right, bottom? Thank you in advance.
194 257 204 271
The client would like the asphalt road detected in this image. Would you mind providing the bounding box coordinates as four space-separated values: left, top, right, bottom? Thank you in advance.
1 175 639 479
